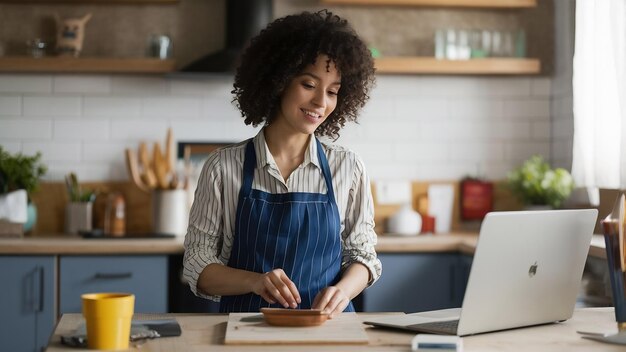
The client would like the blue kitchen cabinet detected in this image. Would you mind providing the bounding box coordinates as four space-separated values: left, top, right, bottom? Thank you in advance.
0 256 55 352
458 254 473 301
59 255 168 314
363 253 468 312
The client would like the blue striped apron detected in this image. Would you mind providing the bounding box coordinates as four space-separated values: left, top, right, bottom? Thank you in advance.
219 138 355 313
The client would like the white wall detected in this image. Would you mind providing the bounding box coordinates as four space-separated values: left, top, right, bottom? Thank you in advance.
550 0 575 170
0 73 552 183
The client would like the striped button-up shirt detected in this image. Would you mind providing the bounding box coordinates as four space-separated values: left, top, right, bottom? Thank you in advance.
183 129 382 301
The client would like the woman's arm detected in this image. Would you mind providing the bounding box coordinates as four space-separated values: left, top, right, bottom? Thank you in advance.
311 262 369 317
313 153 382 317
198 264 301 308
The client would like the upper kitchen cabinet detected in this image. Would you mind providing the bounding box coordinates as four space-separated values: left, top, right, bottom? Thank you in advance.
0 0 222 73
316 0 549 75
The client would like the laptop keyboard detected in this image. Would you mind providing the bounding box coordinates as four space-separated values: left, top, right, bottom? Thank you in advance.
407 319 459 335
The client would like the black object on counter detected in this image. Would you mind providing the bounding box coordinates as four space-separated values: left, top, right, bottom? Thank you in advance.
79 229 175 239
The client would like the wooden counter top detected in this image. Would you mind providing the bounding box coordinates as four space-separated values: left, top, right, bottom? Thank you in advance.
0 235 186 255
0 233 606 258
46 308 620 351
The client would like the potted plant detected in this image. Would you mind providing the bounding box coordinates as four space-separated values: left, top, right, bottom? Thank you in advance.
0 147 47 231
507 155 574 209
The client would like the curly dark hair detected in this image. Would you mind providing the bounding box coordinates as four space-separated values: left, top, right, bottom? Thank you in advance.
232 10 376 140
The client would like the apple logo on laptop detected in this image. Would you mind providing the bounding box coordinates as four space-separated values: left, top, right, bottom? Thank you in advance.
528 261 538 277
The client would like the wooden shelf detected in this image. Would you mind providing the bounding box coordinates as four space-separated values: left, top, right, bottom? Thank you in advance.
374 57 540 75
0 57 176 73
321 0 536 8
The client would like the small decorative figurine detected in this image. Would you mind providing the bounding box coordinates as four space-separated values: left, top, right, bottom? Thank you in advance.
55 13 92 57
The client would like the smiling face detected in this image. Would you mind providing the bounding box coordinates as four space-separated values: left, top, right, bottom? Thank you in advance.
272 54 341 137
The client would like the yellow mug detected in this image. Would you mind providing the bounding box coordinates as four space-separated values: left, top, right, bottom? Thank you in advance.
82 293 135 350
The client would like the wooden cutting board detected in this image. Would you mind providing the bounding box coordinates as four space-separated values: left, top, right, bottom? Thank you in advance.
224 312 369 345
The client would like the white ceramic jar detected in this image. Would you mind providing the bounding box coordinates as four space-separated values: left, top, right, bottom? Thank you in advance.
386 204 422 236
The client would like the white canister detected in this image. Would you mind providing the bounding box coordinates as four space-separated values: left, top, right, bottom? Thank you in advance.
386 204 422 236
65 201 93 235
152 189 189 236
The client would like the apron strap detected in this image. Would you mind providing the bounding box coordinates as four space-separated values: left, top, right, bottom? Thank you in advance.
242 137 336 203
315 138 336 202
241 140 256 197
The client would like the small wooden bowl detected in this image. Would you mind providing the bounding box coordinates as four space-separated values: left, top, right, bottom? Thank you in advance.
260 308 329 327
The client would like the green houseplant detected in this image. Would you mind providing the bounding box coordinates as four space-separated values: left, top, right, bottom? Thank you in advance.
0 147 47 196
507 155 574 209
0 147 47 231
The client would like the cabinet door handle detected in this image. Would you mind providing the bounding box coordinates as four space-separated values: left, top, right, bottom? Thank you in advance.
94 272 133 279
32 266 44 313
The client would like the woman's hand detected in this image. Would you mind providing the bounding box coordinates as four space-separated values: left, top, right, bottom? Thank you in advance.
251 268 301 308
312 286 349 318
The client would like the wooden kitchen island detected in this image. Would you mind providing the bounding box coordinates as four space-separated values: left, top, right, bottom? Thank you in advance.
45 308 621 351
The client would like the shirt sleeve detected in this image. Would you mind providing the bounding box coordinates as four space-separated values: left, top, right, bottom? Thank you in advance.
183 151 226 302
341 153 382 286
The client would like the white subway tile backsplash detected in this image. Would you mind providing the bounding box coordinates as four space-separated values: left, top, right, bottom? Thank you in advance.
23 96 81 116
491 122 532 141
84 97 142 117
448 142 504 162
364 120 421 142
111 75 168 94
552 117 573 138
391 142 448 162
111 120 169 141
109 161 129 181
421 121 504 142
552 95 573 116
2 73 568 181
0 141 21 154
342 142 395 163
0 120 52 139
202 97 241 119
530 78 552 96
505 142 551 162
449 99 504 119
531 121 551 140
0 74 52 93
53 75 111 94
172 120 258 142
83 142 134 162
395 98 448 120
334 122 366 143
551 140 573 169
482 163 517 179
170 76 233 96
22 142 81 162
44 163 113 182
142 97 202 118
361 97 396 119
367 162 421 180
504 99 551 118
0 96 20 115
54 120 110 141
388 77 531 98
412 161 477 180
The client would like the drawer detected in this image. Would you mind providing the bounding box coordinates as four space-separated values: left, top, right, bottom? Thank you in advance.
59 255 167 314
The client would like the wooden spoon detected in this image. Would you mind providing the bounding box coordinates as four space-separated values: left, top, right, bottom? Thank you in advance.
165 127 174 174
153 142 170 189
138 142 157 189
125 149 150 192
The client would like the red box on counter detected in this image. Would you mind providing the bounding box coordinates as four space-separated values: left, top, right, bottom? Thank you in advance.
460 178 493 220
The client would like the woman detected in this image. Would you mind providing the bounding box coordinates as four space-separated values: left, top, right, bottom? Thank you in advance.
183 10 381 317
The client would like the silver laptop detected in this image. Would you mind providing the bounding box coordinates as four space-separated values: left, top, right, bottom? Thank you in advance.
364 209 598 336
